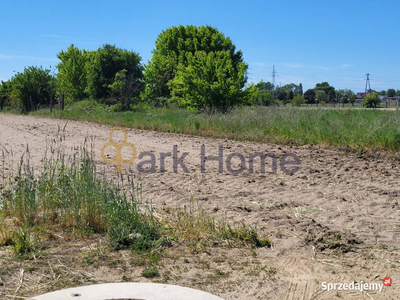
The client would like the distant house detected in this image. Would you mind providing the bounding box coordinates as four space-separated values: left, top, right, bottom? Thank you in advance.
356 92 368 99
385 96 400 102
355 92 369 103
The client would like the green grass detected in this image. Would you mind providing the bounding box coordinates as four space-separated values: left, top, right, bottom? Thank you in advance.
163 205 271 251
0 145 161 256
23 100 400 152
0 142 271 257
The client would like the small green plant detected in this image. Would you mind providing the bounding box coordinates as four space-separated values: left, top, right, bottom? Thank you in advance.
0 218 13 247
12 226 35 256
142 266 160 278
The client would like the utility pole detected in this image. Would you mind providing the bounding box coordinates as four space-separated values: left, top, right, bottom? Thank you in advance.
365 73 371 95
271 65 277 90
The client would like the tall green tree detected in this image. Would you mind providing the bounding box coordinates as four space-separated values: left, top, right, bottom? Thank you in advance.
314 82 335 102
378 90 387 96
315 90 328 103
287 90 294 100
143 25 245 100
57 44 89 103
255 80 274 93
244 84 273 106
0 80 12 109
275 87 287 102
86 44 143 99
11 66 55 111
169 51 247 111
296 83 303 95
343 89 355 98
387 88 396 97
108 69 143 110
281 83 297 93
304 89 316 103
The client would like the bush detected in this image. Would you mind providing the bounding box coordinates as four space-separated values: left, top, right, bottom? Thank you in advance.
11 66 55 112
244 85 273 106
292 95 305 106
363 92 381 108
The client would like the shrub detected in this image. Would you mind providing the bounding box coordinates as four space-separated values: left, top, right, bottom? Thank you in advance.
244 85 273 106
292 95 305 106
11 66 55 112
363 92 381 108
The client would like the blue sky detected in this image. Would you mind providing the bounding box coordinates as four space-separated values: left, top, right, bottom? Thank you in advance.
1 0 399 92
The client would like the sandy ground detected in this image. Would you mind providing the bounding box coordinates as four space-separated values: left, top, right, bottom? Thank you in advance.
0 114 400 299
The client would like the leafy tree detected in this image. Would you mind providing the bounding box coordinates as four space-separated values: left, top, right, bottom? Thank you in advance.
255 80 274 93
279 83 302 98
108 69 143 110
378 90 387 96
343 89 355 98
396 90 400 96
57 44 89 103
244 84 273 106
11 66 55 111
86 44 143 100
340 95 349 103
337 89 355 104
349 94 356 106
275 87 287 102
292 95 305 106
363 92 381 108
315 90 327 103
143 25 245 100
328 90 336 102
287 90 294 100
281 83 297 93
0 80 12 109
387 88 396 97
314 82 335 102
295 83 303 95
169 51 247 112
304 89 316 103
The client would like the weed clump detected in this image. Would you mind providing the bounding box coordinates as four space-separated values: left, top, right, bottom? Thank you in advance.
0 147 161 256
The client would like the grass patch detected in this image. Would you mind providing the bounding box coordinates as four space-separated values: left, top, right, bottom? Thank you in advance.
0 146 161 256
142 265 160 278
162 205 271 251
14 100 400 152
0 143 271 259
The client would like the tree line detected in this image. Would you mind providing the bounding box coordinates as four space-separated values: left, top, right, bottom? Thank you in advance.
0 25 395 112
